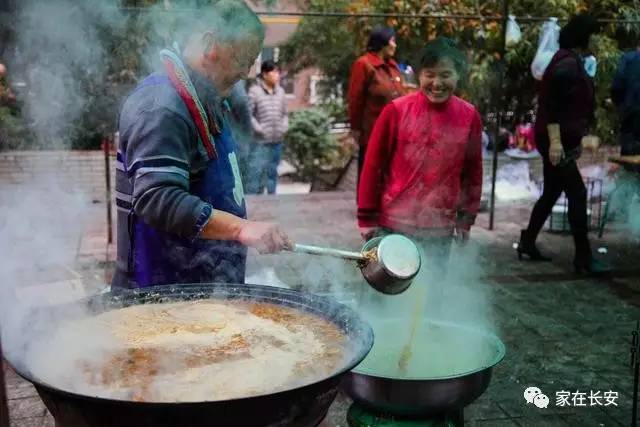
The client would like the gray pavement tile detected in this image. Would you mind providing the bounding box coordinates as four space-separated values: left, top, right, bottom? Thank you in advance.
325 393 351 426
9 417 45 427
562 409 625 427
594 371 635 399
612 277 640 293
537 349 627 377
466 395 510 421
593 393 634 426
513 414 571 427
5 381 38 400
468 419 521 426
3 366 20 383
498 397 577 419
7 397 46 420
40 413 55 427
576 321 639 337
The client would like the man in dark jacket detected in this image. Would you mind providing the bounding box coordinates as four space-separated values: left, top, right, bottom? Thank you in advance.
113 0 291 289
611 48 640 155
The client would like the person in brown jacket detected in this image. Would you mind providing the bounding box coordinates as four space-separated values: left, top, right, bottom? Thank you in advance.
347 27 405 183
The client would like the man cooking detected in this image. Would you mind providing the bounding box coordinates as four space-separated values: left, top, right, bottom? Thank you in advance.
112 0 291 289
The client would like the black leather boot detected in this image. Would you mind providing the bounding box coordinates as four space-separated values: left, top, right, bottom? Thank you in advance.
573 257 612 276
573 234 612 276
517 230 552 261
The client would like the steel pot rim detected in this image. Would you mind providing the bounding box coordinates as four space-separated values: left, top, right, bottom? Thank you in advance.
6 283 375 405
351 320 505 381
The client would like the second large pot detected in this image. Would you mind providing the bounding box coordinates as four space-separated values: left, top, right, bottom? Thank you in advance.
342 319 505 417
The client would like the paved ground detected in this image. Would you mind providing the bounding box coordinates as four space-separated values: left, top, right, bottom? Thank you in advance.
3 190 640 426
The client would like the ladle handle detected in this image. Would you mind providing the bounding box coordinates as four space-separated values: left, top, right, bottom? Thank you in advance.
292 244 367 262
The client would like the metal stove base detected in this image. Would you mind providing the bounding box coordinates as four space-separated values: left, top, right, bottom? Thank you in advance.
346 404 464 427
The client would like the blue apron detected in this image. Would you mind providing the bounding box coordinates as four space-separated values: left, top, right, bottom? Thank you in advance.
129 78 247 287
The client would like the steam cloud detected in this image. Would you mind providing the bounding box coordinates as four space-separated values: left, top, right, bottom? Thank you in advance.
0 0 167 369
0 0 499 389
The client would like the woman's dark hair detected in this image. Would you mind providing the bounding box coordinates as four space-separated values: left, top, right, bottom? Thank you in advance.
260 59 278 75
418 37 467 77
559 14 601 50
367 27 395 52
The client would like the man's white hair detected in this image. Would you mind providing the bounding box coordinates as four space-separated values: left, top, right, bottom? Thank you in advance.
180 0 264 57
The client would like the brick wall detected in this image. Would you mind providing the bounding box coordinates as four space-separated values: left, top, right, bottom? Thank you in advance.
0 151 115 202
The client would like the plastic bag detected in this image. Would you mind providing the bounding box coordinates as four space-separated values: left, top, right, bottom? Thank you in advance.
531 17 560 81
505 15 522 47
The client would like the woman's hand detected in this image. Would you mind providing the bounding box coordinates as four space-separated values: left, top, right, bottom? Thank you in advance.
359 227 379 241
581 135 600 151
547 124 563 166
549 143 563 166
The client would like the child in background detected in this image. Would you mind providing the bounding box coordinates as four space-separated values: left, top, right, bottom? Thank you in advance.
514 114 536 153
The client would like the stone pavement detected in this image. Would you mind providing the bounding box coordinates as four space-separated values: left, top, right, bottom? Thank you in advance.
3 190 640 426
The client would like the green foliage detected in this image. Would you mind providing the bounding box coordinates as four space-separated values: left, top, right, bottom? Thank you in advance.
0 106 32 150
318 98 348 123
592 34 622 145
280 0 357 96
7 0 640 151
283 108 341 180
282 0 640 145
66 3 160 149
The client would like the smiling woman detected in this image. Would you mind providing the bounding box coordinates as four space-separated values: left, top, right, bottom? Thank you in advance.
357 41 483 371
357 35 483 270
418 37 467 104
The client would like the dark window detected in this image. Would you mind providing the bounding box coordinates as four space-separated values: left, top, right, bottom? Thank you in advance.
280 72 294 95
261 47 275 62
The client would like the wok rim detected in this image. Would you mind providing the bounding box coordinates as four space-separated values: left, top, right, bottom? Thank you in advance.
7 282 374 406
351 319 505 381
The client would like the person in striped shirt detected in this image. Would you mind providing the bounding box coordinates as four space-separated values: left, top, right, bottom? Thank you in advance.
246 60 289 195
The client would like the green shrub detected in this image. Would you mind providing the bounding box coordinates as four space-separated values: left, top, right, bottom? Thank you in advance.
318 99 348 123
0 106 32 150
283 108 341 181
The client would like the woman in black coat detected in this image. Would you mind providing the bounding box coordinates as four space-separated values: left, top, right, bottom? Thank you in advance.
517 14 610 275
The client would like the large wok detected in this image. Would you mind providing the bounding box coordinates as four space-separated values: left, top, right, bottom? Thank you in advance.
342 319 505 419
5 283 374 427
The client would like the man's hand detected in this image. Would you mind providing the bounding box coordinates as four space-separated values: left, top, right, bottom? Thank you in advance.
201 210 292 253
547 124 563 166
359 227 378 241
581 135 600 151
238 221 292 254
